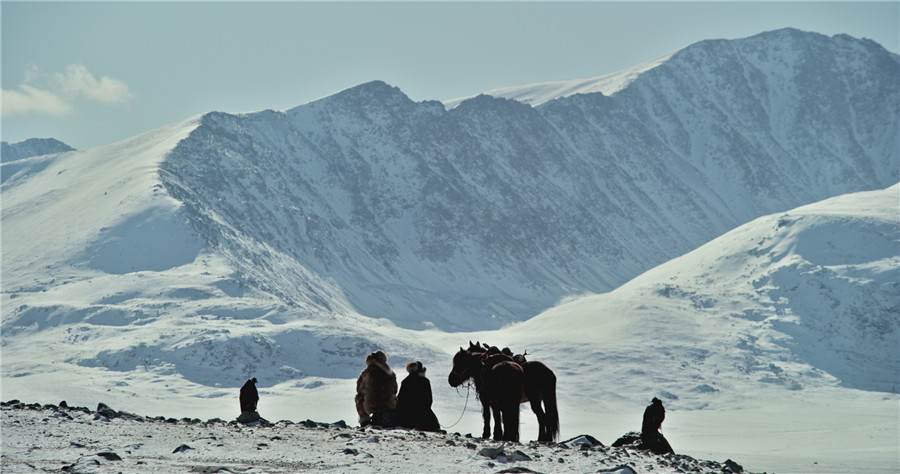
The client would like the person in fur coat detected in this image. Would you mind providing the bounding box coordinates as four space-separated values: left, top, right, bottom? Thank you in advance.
397 361 440 432
355 350 398 426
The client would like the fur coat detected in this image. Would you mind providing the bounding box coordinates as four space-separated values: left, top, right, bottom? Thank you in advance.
355 351 398 423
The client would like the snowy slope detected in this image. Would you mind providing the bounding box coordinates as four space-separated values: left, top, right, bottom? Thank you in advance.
443 50 678 108
2 185 896 473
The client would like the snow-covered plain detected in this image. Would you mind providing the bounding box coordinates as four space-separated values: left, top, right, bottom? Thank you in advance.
2 28 899 473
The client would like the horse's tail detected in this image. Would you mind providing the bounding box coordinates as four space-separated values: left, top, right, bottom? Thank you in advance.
544 372 560 442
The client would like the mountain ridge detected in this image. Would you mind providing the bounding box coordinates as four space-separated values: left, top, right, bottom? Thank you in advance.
2 27 897 393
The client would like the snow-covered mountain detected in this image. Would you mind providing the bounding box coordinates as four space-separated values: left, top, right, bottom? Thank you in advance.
158 28 897 332
2 28 899 472
1 137 74 162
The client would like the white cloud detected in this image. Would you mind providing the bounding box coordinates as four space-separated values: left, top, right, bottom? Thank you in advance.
54 64 133 105
2 85 73 117
2 64 133 118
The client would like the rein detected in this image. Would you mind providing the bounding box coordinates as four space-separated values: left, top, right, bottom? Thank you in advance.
440 382 471 430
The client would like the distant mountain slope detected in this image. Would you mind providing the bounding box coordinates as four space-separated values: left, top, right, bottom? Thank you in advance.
499 184 899 401
160 28 898 330
1 138 74 162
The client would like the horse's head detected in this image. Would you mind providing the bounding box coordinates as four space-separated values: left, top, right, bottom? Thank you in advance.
448 347 477 387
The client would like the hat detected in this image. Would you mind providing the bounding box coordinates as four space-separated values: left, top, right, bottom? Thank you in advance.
367 350 388 365
406 361 426 374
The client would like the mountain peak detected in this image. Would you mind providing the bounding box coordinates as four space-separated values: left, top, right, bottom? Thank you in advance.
1 138 75 163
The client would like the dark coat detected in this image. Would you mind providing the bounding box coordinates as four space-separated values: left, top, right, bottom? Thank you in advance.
240 378 259 413
641 398 665 438
641 397 673 454
397 374 440 432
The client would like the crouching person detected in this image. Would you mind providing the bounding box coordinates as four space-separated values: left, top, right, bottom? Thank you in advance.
397 361 440 432
355 350 398 427
641 397 674 454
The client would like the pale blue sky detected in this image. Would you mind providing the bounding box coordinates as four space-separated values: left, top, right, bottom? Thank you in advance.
2 1 898 150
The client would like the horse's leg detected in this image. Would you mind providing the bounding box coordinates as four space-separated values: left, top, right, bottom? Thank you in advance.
481 400 491 439
491 404 503 441
528 395 548 442
502 401 520 442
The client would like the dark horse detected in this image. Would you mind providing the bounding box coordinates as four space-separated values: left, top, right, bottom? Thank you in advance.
448 342 559 442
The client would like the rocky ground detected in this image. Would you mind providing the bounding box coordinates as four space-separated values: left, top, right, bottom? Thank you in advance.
1 400 748 473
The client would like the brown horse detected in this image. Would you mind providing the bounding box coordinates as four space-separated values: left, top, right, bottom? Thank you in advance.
448 342 559 442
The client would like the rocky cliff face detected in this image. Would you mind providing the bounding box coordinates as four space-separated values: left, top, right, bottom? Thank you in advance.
161 28 898 330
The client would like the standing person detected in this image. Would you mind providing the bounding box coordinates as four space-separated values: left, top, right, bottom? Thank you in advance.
641 397 674 454
397 361 440 432
355 350 398 427
239 377 259 413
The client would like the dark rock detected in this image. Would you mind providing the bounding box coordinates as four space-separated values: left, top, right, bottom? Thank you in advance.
343 448 359 455
62 457 100 472
724 459 744 473
301 419 318 428
236 411 261 424
563 434 603 448
496 468 544 474
598 465 638 474
172 444 194 454
612 432 642 448
96 452 122 461
479 446 506 459
96 403 118 419
59 401 68 408
330 420 348 428
509 450 532 461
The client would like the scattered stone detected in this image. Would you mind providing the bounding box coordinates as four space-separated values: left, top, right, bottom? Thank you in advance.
723 459 744 473
509 450 532 462
343 448 359 455
597 465 638 474
172 444 194 454
236 411 261 424
62 457 100 472
59 400 68 408
301 419 318 428
466 443 478 450
563 434 604 448
330 420 348 428
96 452 122 461
479 446 506 459
496 467 545 474
96 402 118 419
